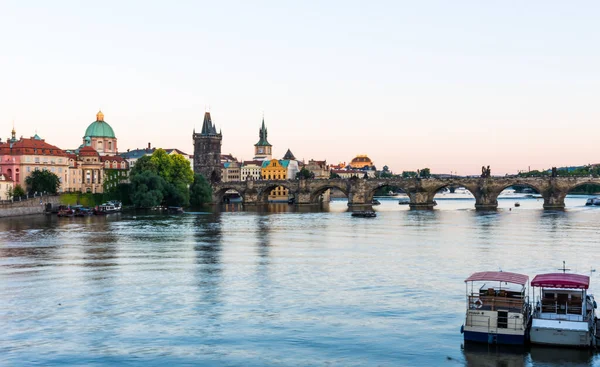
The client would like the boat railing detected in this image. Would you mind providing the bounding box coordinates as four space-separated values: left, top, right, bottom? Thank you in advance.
465 312 524 331
468 294 526 313
536 299 586 321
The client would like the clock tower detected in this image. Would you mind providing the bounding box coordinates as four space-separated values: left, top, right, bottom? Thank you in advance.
253 117 272 161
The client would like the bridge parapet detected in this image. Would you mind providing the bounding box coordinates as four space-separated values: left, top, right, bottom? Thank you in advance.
207 176 600 210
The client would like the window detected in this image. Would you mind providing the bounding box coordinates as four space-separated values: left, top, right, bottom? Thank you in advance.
26 166 30 173
34 157 40 163
58 168 62 173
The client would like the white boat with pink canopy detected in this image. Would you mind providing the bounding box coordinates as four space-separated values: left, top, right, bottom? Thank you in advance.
530 272 597 348
462 271 531 345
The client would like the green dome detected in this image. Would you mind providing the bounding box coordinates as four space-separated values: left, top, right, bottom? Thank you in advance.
84 111 116 138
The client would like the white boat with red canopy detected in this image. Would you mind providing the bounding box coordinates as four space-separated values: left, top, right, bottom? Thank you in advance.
462 271 531 345
530 272 597 348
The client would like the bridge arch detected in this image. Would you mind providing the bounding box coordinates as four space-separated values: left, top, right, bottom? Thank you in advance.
564 180 600 195
257 181 296 203
213 186 245 204
310 184 349 203
364 181 413 203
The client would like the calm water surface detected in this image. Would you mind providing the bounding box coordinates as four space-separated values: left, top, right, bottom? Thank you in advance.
2 194 600 366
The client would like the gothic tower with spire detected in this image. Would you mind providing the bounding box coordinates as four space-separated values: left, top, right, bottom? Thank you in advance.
253 117 272 160
193 112 222 182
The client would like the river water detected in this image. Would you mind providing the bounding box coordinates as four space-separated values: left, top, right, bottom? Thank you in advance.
2 194 600 366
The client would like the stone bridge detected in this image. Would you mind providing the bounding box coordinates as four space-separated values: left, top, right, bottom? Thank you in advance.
211 177 600 210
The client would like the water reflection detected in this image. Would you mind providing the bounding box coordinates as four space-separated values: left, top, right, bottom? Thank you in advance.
529 346 594 366
462 342 526 367
462 343 596 367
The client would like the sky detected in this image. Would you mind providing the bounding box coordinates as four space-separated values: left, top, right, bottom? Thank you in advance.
0 1 598 175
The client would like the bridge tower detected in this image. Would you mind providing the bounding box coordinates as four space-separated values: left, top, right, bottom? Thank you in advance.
193 112 222 183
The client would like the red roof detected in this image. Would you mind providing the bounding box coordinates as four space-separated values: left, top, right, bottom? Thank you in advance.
79 146 98 155
0 138 67 156
100 155 125 162
531 273 589 289
465 271 528 285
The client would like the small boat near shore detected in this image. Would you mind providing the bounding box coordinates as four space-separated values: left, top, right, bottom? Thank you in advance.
351 211 376 218
462 271 531 345
94 201 122 215
530 272 597 348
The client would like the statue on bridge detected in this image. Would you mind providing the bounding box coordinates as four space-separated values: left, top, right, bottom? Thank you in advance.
481 166 491 178
552 167 557 178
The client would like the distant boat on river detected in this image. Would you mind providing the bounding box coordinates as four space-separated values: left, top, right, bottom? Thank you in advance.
585 197 600 206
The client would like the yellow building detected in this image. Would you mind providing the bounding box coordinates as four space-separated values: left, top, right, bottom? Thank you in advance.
261 159 289 201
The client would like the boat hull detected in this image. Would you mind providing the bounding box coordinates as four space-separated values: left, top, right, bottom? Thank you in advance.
464 330 526 345
530 321 593 348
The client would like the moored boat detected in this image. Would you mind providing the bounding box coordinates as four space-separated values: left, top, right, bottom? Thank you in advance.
530 273 597 348
351 211 376 218
462 271 531 345
94 201 122 215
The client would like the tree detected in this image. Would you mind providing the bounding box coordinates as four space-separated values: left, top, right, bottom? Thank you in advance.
129 150 195 207
330 171 341 179
419 168 431 178
130 171 166 208
296 167 314 179
13 184 25 197
402 171 417 178
25 170 61 194
190 174 212 206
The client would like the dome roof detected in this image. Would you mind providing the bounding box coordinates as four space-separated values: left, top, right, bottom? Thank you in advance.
84 111 116 138
349 155 373 169
351 155 372 164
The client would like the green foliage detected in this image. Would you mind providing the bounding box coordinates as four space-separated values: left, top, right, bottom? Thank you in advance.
419 168 431 178
60 192 107 207
130 171 166 208
13 184 25 197
129 149 195 207
190 174 212 206
170 153 194 185
296 167 314 179
402 171 417 178
103 169 129 193
25 170 61 194
330 171 341 179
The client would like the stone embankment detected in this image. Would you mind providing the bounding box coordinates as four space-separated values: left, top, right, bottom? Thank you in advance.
0 196 60 218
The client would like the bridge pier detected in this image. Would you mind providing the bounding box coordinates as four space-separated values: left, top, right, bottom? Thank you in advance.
542 193 566 210
407 191 436 210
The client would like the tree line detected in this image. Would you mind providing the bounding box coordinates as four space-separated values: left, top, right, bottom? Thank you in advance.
14 149 213 207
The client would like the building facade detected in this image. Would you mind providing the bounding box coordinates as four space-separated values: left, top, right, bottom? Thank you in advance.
241 160 262 181
0 129 71 192
306 159 330 179
261 159 291 201
193 112 222 182
0 173 14 200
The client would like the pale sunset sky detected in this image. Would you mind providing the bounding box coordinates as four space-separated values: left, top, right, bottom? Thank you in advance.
0 1 598 175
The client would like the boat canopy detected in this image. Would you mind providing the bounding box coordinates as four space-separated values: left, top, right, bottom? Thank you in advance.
464 271 528 285
531 273 589 289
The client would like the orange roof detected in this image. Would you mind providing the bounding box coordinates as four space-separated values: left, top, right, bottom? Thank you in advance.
0 138 67 156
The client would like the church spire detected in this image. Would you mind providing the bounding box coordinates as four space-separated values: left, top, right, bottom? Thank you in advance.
255 117 271 146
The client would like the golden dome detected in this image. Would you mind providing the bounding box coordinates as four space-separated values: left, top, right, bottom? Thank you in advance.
96 110 104 121
349 154 373 169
